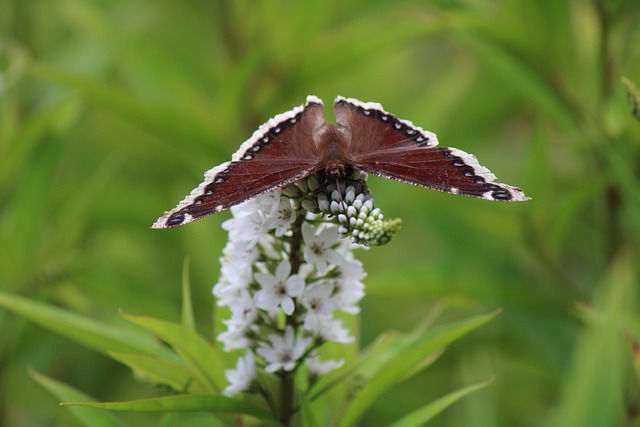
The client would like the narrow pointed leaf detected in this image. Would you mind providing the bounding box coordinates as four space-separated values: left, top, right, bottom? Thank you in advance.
121 312 226 394
389 377 494 427
338 310 499 427
181 257 196 331
29 369 125 427
63 394 277 423
310 304 445 402
109 353 201 393
0 292 174 359
299 388 321 427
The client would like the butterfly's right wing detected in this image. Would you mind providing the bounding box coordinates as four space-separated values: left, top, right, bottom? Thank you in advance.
334 97 529 201
153 96 326 228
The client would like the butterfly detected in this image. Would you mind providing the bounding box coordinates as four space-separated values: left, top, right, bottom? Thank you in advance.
152 96 529 228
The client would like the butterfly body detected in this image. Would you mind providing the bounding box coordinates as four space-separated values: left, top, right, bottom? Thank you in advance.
316 125 350 178
153 96 528 229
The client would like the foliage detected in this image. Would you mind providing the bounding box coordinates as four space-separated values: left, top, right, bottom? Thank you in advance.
1 0 639 426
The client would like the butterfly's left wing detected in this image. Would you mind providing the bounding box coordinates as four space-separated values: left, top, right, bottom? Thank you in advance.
153 96 326 228
334 97 529 201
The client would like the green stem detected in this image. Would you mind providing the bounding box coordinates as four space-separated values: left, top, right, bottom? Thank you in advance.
279 370 295 426
278 205 307 426
288 206 307 275
595 0 622 259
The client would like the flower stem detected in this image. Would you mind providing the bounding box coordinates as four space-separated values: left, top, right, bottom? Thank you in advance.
278 206 307 425
288 206 307 275
279 369 295 426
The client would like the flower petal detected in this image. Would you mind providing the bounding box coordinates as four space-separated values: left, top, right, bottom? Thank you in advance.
276 259 292 279
286 275 305 297
281 297 295 315
255 272 276 288
302 222 316 244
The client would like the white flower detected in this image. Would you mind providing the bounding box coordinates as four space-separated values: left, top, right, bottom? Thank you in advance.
333 279 365 315
254 260 305 315
223 351 256 397
212 280 235 307
333 256 366 314
300 283 339 331
223 192 287 246
301 283 338 314
227 290 258 328
213 240 259 305
225 211 279 247
230 191 280 218
256 326 312 372
311 317 354 343
222 236 260 258
272 196 296 236
217 291 259 351
217 326 251 351
306 354 344 377
302 223 344 274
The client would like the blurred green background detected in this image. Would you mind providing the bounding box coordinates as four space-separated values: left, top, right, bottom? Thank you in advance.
1 0 639 426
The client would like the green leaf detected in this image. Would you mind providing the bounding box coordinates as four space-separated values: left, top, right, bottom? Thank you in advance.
310 303 446 403
550 250 636 427
298 391 321 427
337 310 500 427
388 377 494 427
29 369 125 427
181 257 196 332
109 353 199 393
0 291 174 359
121 311 227 394
357 303 445 380
63 394 277 423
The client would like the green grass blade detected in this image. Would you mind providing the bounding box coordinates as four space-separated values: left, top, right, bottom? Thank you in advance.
30 369 125 427
181 257 196 332
388 377 494 427
63 394 277 423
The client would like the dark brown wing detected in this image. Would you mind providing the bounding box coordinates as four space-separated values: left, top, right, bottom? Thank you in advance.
153 96 326 228
333 96 529 201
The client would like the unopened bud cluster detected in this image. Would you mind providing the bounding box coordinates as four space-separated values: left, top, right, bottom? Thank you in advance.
286 171 401 247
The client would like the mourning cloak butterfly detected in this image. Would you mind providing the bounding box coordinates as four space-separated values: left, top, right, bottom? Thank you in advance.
153 96 529 228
